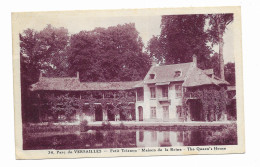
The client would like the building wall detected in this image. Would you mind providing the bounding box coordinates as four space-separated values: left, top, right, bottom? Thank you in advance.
136 82 184 122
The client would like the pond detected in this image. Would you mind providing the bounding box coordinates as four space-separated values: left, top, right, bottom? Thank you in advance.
23 127 237 150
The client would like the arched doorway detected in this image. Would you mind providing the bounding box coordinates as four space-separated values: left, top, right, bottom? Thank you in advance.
138 106 143 121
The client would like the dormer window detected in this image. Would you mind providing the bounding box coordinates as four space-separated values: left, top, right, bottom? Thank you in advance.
174 71 181 78
150 74 155 79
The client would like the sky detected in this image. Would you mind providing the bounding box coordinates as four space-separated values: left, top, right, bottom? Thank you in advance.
19 14 234 64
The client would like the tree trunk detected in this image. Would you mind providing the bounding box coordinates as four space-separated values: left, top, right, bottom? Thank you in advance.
219 34 225 80
217 16 225 80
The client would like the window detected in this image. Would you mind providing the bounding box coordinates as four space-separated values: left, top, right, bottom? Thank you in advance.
162 86 168 98
150 87 156 98
151 107 156 119
163 132 170 142
174 71 181 78
83 104 90 114
139 131 144 142
163 106 169 120
137 88 144 101
175 84 182 98
150 74 155 79
176 105 182 117
151 131 157 141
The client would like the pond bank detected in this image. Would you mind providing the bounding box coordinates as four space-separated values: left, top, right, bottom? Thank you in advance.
23 123 238 150
23 121 236 133
88 121 236 127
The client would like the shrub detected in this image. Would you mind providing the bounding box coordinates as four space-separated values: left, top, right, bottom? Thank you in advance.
206 123 237 145
102 121 112 130
119 122 126 129
80 120 88 132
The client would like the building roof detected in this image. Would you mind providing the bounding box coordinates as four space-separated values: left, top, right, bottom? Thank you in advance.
30 60 229 91
30 77 142 91
203 69 214 75
144 62 193 84
143 61 228 87
227 86 236 91
183 65 229 87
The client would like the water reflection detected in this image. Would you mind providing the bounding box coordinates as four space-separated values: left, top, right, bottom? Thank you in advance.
136 131 184 147
23 128 237 150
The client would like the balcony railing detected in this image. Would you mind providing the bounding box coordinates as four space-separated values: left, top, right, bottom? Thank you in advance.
158 97 170 102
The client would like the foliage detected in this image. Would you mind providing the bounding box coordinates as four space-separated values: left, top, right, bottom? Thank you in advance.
20 25 70 122
101 121 112 130
80 120 89 131
224 62 236 85
82 90 135 117
20 25 70 79
207 14 234 45
68 23 151 82
206 123 237 145
45 94 81 122
207 14 234 79
147 14 212 69
183 86 229 121
208 53 220 77
20 24 150 123
148 14 235 82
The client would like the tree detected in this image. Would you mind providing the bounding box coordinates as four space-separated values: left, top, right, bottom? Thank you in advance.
224 63 236 85
69 23 150 82
20 25 70 122
207 14 233 79
147 14 212 69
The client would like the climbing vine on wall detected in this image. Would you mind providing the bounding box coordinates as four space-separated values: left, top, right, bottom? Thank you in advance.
36 90 136 121
39 93 82 121
78 90 135 116
182 86 229 121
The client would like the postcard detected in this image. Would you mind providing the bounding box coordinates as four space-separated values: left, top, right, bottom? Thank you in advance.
12 6 244 159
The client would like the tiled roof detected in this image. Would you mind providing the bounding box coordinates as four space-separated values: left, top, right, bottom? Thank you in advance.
133 81 144 88
203 69 214 75
183 65 229 87
143 62 228 87
144 62 193 84
30 62 229 91
227 86 236 91
30 77 142 91
79 81 142 91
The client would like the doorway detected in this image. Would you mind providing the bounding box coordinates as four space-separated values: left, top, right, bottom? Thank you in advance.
163 106 169 121
138 106 143 121
189 100 203 121
107 105 115 121
95 105 103 121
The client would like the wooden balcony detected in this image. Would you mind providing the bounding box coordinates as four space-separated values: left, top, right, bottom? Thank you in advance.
158 97 170 102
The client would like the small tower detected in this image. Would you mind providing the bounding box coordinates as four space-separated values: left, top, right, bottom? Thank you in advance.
193 54 197 67
152 59 157 67
39 71 43 81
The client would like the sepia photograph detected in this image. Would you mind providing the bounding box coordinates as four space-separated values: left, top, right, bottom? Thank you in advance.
12 7 244 159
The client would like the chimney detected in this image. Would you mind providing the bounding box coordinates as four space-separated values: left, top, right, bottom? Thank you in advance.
177 58 180 64
76 71 79 79
39 71 43 81
152 59 157 67
193 54 197 67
